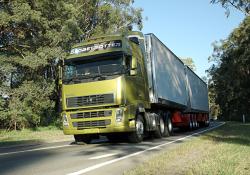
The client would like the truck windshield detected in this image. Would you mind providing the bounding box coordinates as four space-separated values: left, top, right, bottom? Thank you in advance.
63 56 125 84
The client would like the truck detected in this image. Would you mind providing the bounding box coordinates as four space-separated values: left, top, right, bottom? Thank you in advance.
60 31 209 143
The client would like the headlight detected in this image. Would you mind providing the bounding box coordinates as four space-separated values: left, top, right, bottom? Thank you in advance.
116 108 123 122
62 113 69 126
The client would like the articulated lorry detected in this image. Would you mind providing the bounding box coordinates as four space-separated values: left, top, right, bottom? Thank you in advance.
60 31 209 143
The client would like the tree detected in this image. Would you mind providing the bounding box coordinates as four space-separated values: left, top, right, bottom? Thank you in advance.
211 0 250 16
0 0 143 130
208 16 250 121
181 57 196 71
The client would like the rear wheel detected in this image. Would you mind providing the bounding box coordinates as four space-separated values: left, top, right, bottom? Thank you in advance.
192 116 197 129
188 119 193 130
162 112 173 137
128 114 144 143
153 116 164 138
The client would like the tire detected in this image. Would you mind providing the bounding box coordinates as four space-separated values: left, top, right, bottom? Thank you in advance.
163 112 173 137
192 117 196 129
153 116 164 138
188 119 193 130
128 114 144 143
74 134 92 144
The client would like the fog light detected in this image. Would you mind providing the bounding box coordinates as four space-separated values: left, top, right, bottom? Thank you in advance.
116 108 123 122
62 113 69 126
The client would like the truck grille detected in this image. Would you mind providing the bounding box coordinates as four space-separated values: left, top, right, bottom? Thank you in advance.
70 110 112 119
66 93 114 108
73 119 111 129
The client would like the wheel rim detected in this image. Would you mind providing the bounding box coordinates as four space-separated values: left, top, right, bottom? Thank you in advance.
159 118 165 134
136 119 144 135
168 118 172 132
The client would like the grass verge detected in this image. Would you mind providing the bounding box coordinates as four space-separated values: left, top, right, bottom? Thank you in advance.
125 122 250 175
0 126 72 146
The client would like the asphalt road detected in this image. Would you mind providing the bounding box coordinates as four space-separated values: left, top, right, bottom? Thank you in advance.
0 121 224 175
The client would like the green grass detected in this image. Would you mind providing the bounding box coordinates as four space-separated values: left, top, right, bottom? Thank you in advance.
125 122 250 175
0 126 72 146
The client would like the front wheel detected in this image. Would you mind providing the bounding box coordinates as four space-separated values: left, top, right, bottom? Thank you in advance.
128 114 145 143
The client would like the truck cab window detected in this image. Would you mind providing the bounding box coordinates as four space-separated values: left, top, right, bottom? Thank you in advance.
63 55 126 84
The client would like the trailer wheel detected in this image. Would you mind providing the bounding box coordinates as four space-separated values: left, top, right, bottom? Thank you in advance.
195 120 198 129
188 120 193 130
74 134 92 144
192 117 197 129
128 114 144 143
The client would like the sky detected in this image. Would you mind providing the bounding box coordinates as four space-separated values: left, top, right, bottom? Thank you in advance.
133 0 245 77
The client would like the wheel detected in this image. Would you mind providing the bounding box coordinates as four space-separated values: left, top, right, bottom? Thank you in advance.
128 114 144 143
162 112 173 137
74 134 92 144
153 116 164 138
192 117 196 129
188 119 193 130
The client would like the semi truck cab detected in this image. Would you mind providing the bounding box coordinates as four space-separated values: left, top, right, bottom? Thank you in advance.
61 32 151 143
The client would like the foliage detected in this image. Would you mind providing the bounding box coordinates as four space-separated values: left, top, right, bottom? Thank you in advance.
0 0 143 130
208 16 250 121
180 57 196 71
211 0 250 16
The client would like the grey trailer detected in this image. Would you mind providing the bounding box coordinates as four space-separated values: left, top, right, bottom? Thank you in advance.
144 33 189 109
185 67 209 112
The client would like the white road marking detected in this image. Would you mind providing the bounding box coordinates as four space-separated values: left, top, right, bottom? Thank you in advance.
89 153 117 160
0 144 73 156
67 122 225 175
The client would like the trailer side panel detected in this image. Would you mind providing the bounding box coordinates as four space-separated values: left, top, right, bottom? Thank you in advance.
145 34 188 109
185 67 209 112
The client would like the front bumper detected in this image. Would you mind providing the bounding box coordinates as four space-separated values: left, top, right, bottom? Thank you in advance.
62 107 135 135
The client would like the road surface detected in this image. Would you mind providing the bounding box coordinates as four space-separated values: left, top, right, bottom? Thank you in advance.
0 121 224 175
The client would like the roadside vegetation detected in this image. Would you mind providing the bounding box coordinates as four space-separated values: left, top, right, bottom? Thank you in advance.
0 0 142 130
125 122 250 175
0 126 72 146
208 0 250 121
